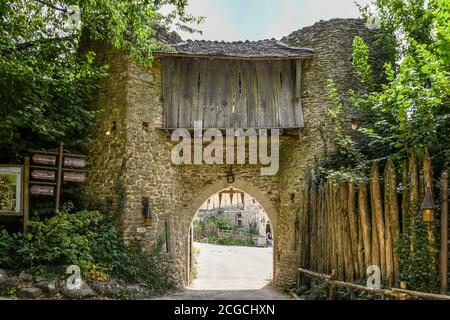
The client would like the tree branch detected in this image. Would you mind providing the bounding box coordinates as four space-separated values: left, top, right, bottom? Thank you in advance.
16 35 75 51
33 0 68 13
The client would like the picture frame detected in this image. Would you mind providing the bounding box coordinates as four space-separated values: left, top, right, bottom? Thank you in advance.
0 165 23 214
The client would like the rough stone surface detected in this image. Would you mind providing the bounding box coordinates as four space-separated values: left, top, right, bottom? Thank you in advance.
35 278 59 296
0 269 8 285
17 287 43 299
91 279 123 298
85 18 376 288
60 281 95 299
126 284 149 300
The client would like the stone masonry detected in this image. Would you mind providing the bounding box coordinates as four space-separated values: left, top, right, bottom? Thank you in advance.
85 19 376 288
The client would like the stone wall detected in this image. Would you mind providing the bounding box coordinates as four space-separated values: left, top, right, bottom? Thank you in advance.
85 19 375 288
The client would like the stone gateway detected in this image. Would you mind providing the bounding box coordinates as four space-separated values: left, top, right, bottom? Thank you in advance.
85 19 376 288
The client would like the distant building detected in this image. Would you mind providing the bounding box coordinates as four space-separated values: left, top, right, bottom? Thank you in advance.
195 189 271 237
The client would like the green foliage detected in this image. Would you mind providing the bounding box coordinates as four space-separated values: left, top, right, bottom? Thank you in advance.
322 0 448 293
206 215 232 230
244 220 259 237
0 0 201 162
352 36 374 88
397 212 439 292
0 208 170 294
215 235 254 247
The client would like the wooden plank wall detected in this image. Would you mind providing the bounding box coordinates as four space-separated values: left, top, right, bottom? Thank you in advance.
162 57 303 129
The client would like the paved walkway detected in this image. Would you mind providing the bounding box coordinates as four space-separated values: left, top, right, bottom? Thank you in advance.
157 242 292 300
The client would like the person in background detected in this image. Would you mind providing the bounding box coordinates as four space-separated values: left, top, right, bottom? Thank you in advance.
266 232 273 247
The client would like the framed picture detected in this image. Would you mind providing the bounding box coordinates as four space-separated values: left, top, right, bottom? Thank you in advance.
0 166 23 214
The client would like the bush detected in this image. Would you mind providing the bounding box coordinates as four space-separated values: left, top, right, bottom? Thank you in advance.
0 209 170 294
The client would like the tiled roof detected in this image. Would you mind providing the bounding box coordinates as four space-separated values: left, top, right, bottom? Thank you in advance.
156 39 314 59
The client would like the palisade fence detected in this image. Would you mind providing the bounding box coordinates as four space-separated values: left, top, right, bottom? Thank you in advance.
296 151 449 296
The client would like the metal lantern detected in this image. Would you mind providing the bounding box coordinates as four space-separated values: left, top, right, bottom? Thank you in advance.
226 165 235 184
351 118 360 131
142 197 153 226
421 185 435 222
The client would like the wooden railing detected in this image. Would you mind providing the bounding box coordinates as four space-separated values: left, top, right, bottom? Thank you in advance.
297 267 450 300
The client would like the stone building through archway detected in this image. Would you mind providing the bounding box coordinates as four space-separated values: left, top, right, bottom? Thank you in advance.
84 19 375 288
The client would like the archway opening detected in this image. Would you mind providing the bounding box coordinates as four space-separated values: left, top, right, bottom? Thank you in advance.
187 187 274 290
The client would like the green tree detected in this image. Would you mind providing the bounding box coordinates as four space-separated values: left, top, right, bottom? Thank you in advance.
0 0 202 162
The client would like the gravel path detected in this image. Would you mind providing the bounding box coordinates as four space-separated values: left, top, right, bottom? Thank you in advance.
157 242 292 300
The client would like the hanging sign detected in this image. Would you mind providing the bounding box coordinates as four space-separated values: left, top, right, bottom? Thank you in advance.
32 154 56 165
31 170 55 181
63 172 86 183
64 157 86 168
30 185 54 196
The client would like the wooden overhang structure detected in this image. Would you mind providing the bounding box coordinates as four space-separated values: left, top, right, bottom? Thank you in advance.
155 39 314 135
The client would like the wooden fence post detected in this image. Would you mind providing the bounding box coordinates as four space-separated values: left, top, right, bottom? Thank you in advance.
359 182 372 272
23 156 30 234
440 171 448 294
384 159 400 286
409 154 419 256
370 163 386 280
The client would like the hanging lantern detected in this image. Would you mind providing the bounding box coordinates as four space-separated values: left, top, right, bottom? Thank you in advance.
421 185 435 222
226 165 235 184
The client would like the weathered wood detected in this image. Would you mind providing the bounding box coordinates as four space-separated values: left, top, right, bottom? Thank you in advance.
310 182 318 271
348 181 360 278
234 61 247 127
401 160 409 234
335 182 345 280
423 150 437 276
359 182 372 272
327 179 337 274
371 183 381 272
23 157 30 234
294 60 304 127
298 267 450 300
370 163 386 280
357 206 365 279
409 154 419 255
203 60 219 128
384 159 400 286
340 182 355 281
440 171 448 294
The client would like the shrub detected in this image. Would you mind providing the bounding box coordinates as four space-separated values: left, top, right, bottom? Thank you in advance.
0 208 170 294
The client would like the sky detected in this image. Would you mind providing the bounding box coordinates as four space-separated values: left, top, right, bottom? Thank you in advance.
169 0 371 41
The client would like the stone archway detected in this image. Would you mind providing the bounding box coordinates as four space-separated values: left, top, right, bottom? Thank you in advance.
182 178 278 285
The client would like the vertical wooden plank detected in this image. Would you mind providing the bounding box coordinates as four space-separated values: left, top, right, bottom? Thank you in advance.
357 207 365 280
341 181 355 281
370 163 386 280
170 58 181 127
216 60 233 128
294 60 304 127
246 61 258 128
423 150 437 274
193 59 207 125
409 155 419 256
440 171 448 294
348 181 360 278
255 61 268 128
270 61 282 127
234 60 248 128
23 157 30 234
401 160 409 234
359 182 372 271
204 59 219 128
162 59 171 127
179 58 195 128
280 60 295 127
385 159 400 283
336 183 345 280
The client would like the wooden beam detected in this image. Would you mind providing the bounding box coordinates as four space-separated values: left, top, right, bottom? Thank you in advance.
440 171 448 294
23 157 30 234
